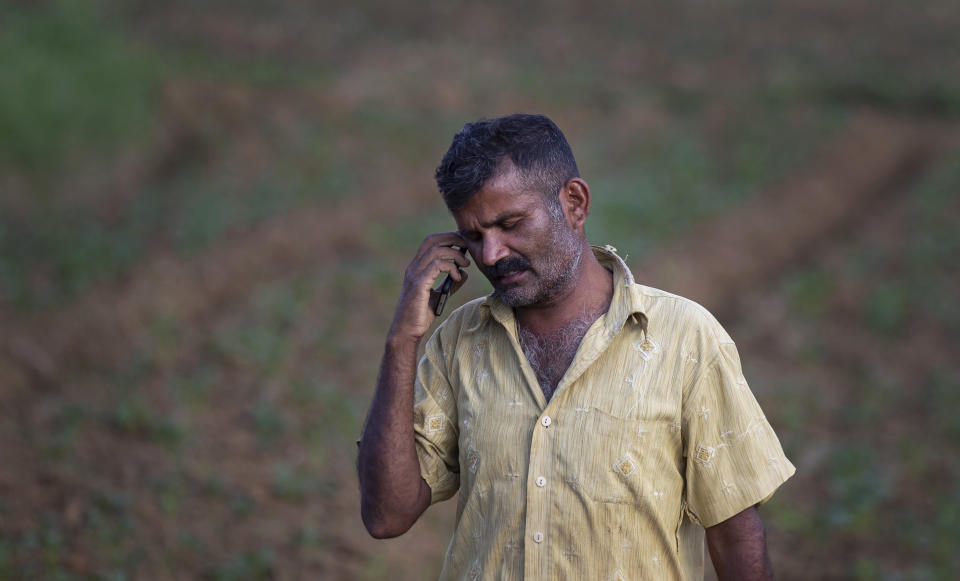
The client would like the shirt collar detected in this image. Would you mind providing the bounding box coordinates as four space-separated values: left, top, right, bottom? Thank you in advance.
478 244 648 336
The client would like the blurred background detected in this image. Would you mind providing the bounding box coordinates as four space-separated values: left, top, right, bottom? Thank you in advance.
1 0 959 579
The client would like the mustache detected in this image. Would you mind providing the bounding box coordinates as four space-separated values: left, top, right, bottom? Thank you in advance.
485 256 532 278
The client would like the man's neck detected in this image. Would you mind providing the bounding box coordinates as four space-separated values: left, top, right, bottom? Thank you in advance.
515 244 614 335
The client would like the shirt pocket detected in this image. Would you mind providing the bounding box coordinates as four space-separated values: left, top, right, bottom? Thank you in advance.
561 407 654 505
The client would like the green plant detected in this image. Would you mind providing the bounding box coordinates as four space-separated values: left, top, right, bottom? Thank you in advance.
0 0 158 171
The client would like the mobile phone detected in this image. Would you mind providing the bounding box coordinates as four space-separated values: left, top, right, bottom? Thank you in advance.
430 246 468 316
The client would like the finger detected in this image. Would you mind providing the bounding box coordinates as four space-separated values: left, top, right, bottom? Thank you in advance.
449 269 469 294
417 232 467 258
417 249 470 284
433 257 468 282
436 246 470 268
416 257 463 293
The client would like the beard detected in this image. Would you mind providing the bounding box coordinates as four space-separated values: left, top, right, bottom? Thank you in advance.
485 217 583 308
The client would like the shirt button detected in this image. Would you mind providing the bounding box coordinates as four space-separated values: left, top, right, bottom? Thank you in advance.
540 416 552 428
533 532 544 543
535 476 546 487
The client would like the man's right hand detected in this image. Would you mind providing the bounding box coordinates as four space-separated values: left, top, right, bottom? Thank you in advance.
359 232 469 538
389 232 471 341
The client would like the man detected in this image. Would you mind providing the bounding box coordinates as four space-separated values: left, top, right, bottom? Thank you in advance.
358 114 795 580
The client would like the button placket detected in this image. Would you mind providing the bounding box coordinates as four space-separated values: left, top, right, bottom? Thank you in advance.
526 413 553 571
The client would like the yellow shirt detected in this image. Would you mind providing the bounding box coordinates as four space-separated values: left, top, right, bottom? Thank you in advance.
413 246 795 580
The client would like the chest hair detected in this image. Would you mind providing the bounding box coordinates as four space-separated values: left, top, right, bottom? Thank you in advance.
517 314 598 401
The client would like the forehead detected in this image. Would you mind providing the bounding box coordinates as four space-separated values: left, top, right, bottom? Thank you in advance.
453 166 543 229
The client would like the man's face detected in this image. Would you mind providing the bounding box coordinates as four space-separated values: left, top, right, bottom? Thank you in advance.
453 166 583 308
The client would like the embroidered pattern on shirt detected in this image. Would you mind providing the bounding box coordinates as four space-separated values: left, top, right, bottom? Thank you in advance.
614 453 638 477
473 341 489 386
695 444 716 466
625 363 650 414
466 443 481 474
468 559 481 581
609 568 627 581
426 414 445 434
696 418 770 468
633 335 660 361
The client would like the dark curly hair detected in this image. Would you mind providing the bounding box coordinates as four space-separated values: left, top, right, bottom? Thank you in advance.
434 114 580 213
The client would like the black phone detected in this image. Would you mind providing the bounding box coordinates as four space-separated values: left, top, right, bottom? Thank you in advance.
430 246 468 316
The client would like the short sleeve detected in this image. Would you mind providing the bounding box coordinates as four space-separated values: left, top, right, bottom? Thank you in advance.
412 330 461 504
683 340 795 527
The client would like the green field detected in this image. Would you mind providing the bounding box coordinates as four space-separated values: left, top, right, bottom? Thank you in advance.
2 1 959 579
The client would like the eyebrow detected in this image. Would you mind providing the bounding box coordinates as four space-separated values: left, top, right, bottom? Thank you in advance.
457 211 527 236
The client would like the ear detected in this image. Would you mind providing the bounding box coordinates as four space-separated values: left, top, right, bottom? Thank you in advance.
560 178 591 229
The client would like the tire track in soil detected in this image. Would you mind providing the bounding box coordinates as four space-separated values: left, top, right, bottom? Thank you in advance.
635 111 951 316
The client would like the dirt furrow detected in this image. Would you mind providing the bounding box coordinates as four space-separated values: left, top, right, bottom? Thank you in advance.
1 170 439 389
635 112 950 314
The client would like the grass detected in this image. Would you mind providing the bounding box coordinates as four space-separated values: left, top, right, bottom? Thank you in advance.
0 116 362 310
0 205 148 309
207 548 275 581
0 0 162 308
783 269 833 320
0 0 158 172
906 159 960 331
863 283 908 336
587 138 757 255
815 67 960 118
585 105 844 257
104 390 184 450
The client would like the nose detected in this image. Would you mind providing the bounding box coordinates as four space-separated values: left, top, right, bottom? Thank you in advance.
480 232 510 267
